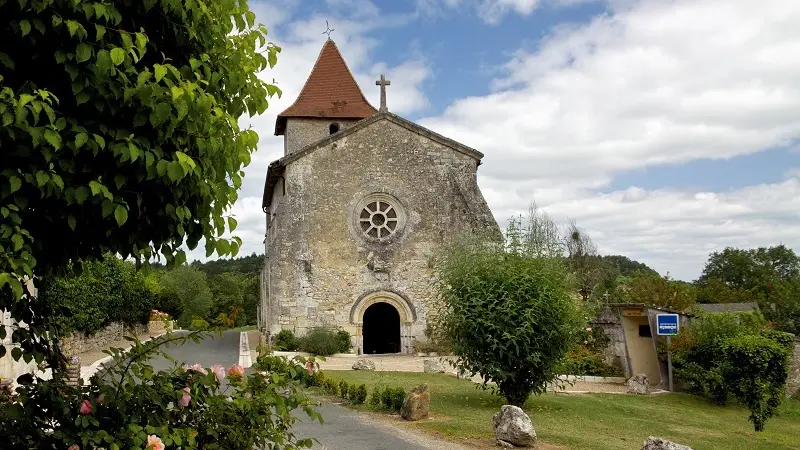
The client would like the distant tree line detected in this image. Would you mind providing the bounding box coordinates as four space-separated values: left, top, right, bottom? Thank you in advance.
39 254 263 336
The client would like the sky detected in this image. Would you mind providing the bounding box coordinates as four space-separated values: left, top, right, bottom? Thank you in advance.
190 0 800 281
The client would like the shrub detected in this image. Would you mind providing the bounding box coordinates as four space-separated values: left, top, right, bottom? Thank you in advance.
389 387 406 411
722 334 792 431
190 317 210 331
275 329 300 351
351 384 368 404
339 381 350 400
671 312 794 431
431 236 582 406
299 328 343 356
0 334 319 449
310 370 326 387
323 378 339 396
335 329 352 353
368 387 383 408
380 387 393 409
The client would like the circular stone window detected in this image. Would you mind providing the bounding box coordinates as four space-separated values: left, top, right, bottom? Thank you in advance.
353 193 406 242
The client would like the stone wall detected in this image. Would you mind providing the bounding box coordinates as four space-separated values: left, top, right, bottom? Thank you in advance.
788 338 800 398
266 115 498 353
590 307 630 378
283 118 361 156
61 322 150 356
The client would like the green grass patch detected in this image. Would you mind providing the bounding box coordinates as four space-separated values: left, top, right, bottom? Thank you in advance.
230 325 257 332
328 371 800 450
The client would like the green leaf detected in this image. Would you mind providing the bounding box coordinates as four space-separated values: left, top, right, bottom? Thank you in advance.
11 346 22 361
128 142 141 162
89 180 102 196
33 19 46 35
75 186 90 203
135 33 147 51
19 20 31 37
76 43 92 63
75 132 88 149
170 86 184 100
228 216 238 232
35 172 49 187
19 94 35 107
8 176 21 194
95 24 106 41
44 129 62 149
66 20 81 38
68 215 76 230
150 103 171 127
110 48 125 66
154 64 167 82
167 162 183 181
114 205 128 226
0 52 14 70
75 91 90 106
96 49 112 73
94 3 107 18
94 134 105 149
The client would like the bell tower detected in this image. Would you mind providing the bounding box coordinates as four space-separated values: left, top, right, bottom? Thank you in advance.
274 40 378 155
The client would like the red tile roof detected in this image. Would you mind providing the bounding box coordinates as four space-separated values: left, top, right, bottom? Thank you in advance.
275 40 378 135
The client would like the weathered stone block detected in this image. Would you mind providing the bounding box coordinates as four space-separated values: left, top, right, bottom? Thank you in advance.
492 405 536 448
400 384 430 421
352 359 375 371
642 437 693 450
423 359 445 373
627 373 651 395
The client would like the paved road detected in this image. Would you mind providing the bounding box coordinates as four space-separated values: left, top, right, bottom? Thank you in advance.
141 331 455 450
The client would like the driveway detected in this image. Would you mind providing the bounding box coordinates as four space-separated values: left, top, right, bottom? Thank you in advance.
137 331 466 450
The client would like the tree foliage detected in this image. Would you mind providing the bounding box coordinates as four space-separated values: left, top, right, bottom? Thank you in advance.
619 270 696 311
158 265 213 329
431 235 582 406
0 0 280 365
38 254 157 335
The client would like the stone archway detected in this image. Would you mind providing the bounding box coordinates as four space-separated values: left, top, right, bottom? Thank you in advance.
351 291 415 354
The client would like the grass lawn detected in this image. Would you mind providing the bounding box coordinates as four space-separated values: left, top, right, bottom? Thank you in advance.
230 325 257 332
327 370 800 450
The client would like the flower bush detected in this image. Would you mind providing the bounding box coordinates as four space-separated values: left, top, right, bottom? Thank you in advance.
0 333 320 449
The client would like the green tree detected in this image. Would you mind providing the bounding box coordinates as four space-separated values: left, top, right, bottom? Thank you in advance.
38 255 156 335
160 265 213 329
431 235 582 406
620 270 696 311
208 271 245 323
0 0 280 365
696 245 800 333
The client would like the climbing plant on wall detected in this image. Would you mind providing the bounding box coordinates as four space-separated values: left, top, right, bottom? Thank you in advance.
0 0 281 368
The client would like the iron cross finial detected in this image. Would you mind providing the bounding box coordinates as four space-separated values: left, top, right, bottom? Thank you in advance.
322 21 335 40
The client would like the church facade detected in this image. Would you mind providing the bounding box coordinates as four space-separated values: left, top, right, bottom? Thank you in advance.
260 39 498 354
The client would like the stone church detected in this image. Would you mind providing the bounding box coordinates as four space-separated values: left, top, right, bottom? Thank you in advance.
260 39 498 354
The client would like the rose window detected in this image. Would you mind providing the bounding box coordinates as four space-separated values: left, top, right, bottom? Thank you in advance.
359 201 399 238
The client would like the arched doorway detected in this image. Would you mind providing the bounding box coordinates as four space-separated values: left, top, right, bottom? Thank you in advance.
362 302 401 354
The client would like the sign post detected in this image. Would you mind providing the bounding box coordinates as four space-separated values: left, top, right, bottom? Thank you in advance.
656 314 680 392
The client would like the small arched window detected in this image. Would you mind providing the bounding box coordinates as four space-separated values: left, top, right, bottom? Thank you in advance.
329 123 340 135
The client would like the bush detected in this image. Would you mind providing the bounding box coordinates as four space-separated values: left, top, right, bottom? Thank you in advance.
275 329 300 351
431 236 582 406
322 378 338 396
339 381 350 400
351 384 368 404
368 387 383 408
722 334 792 431
0 334 319 449
389 387 406 411
671 312 794 431
298 328 343 356
335 329 352 353
190 317 210 331
309 370 326 388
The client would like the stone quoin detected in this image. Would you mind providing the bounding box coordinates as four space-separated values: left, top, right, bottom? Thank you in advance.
259 39 499 355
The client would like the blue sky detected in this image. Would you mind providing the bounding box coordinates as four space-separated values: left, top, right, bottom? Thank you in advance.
207 0 800 281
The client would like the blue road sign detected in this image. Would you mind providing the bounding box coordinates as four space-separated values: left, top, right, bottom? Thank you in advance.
656 314 680 336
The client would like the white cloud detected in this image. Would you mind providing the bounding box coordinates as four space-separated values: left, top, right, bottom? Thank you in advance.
417 0 800 279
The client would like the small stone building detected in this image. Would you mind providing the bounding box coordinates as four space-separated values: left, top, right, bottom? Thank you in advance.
591 303 692 386
259 39 498 354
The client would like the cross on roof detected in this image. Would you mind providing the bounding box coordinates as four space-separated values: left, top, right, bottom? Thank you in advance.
376 74 391 113
322 21 335 40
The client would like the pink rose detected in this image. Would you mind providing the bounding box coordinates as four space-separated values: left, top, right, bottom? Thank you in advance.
179 388 191 408
210 364 225 381
146 435 165 450
186 363 206 375
68 445 80 450
226 364 245 377
586 327 592 333
78 399 92 415
305 360 314 376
